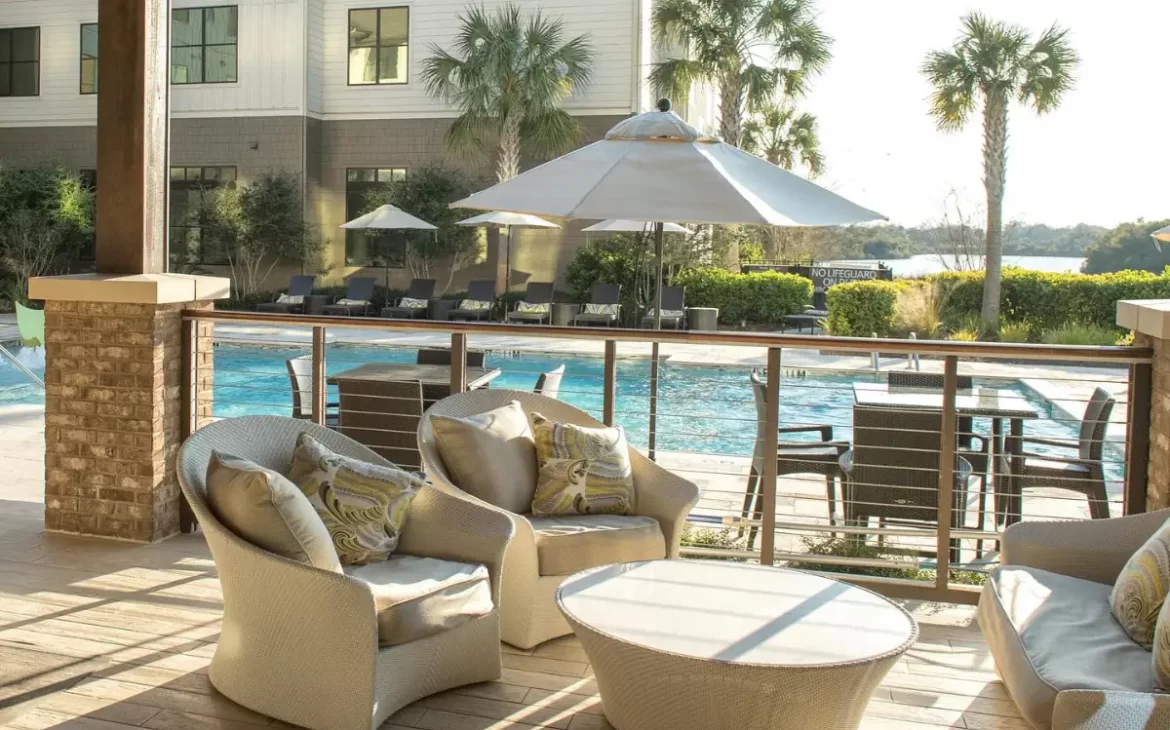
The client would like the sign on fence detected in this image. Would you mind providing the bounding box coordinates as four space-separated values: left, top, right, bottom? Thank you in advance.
742 263 893 308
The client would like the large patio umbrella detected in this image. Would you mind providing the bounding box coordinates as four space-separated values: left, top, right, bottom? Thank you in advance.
341 204 437 292
456 211 560 296
1153 224 1170 252
454 100 885 330
582 219 691 234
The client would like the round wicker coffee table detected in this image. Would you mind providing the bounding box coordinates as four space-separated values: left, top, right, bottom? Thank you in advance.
556 560 918 730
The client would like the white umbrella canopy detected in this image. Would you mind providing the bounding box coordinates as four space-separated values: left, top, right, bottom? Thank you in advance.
583 219 691 233
1153 225 1170 243
456 211 561 295
341 204 437 230
452 103 885 226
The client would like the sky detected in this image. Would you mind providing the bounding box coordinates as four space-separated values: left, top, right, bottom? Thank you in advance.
794 0 1170 228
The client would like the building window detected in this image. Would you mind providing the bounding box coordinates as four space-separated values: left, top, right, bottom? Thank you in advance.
345 167 407 267
169 166 237 265
348 8 408 85
172 6 238 84
80 24 98 95
0 27 40 97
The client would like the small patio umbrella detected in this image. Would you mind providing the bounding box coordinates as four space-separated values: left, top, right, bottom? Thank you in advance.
456 211 560 296
341 204 438 292
582 219 691 234
1153 224 1170 252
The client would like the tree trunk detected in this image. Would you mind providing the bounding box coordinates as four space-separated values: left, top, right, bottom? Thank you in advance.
980 92 1008 334
496 114 521 183
718 73 744 147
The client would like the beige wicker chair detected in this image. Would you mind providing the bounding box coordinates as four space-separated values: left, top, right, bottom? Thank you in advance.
177 415 514 730
418 390 701 649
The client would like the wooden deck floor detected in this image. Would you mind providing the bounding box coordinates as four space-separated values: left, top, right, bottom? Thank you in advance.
0 499 1028 730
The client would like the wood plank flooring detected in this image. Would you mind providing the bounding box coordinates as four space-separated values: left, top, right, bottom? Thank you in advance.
0 500 1026 730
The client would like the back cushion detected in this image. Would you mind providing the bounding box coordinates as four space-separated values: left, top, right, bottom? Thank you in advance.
206 451 342 573
431 400 538 513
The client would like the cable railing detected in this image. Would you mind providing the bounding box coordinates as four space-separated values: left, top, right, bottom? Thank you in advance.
179 309 1151 604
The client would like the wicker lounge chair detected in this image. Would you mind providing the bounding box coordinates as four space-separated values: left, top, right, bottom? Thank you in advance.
285 356 338 426
742 371 849 543
840 405 972 560
337 379 425 471
505 282 555 324
321 276 376 316
448 280 497 321
573 284 622 327
1015 387 1115 520
382 278 436 319
176 415 512 730
416 348 486 367
257 275 315 314
533 365 566 399
640 286 686 329
418 390 700 649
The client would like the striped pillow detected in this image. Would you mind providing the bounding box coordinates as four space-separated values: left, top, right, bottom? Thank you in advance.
583 303 619 316
1155 594 1170 691
460 299 492 311
1111 516 1170 649
516 301 550 314
528 412 634 516
399 297 428 309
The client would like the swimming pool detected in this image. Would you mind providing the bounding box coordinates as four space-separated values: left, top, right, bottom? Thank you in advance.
0 340 1124 485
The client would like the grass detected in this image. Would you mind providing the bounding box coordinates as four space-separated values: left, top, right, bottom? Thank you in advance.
1040 322 1121 346
998 320 1033 343
680 523 750 561
946 312 984 342
790 535 988 586
895 283 947 339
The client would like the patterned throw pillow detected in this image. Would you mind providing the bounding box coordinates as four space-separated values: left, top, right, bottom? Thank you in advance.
460 299 492 311
1154 595 1170 691
287 432 425 565
516 301 551 314
276 293 304 305
583 303 619 316
1111 516 1170 649
528 413 634 516
399 296 428 309
645 308 685 318
336 297 368 306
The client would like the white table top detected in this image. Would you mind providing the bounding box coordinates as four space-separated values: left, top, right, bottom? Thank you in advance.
853 382 1039 419
557 560 918 667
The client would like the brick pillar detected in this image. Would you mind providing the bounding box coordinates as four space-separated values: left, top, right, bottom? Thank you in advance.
1118 301 1170 512
42 300 215 541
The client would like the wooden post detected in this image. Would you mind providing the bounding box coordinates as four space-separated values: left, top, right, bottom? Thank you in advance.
179 318 196 533
95 0 169 274
1126 362 1152 514
311 327 327 426
759 347 782 565
603 341 617 426
935 356 959 589
450 333 467 394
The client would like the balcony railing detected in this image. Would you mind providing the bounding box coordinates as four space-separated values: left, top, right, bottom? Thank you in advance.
180 309 1151 604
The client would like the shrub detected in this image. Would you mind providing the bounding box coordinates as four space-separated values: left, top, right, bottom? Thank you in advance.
997 320 1033 343
894 281 946 338
930 267 1170 334
825 280 901 337
680 524 749 561
1040 322 1120 346
673 267 811 325
791 535 987 585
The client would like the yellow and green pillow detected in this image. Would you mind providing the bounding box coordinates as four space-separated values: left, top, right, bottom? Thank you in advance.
1110 517 1170 649
288 433 425 565
529 413 634 516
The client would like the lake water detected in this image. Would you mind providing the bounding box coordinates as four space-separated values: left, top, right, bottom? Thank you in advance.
827 254 1085 279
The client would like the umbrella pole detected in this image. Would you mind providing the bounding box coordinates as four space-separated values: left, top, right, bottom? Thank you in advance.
649 221 664 461
504 225 512 301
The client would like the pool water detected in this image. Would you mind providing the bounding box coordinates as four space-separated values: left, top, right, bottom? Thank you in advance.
0 341 1124 483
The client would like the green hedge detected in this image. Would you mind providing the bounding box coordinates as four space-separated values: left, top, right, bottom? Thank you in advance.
673 268 812 324
930 268 1170 331
825 280 901 337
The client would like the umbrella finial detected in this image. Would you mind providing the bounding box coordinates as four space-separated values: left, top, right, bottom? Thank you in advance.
656 98 671 112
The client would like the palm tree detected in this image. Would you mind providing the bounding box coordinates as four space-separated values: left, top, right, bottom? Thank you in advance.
421 5 594 183
649 0 831 148
742 103 825 260
741 103 824 174
923 13 1077 332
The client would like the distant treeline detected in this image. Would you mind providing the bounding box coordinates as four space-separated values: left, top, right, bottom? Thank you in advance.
839 222 1107 260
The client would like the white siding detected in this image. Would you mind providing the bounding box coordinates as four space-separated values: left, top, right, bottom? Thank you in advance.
319 0 640 119
170 0 305 116
0 0 97 127
307 0 325 113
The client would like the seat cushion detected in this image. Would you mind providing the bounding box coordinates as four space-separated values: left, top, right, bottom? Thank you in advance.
431 401 538 514
346 555 493 646
978 565 1154 729
205 451 342 573
528 514 665 576
288 433 425 565
1111 515 1170 649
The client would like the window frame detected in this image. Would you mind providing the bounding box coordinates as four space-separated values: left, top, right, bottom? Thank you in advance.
344 166 409 268
0 26 41 98
169 166 238 266
346 6 410 87
80 23 98 95
171 5 239 86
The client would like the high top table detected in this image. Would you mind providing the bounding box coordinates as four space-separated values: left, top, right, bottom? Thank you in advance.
557 560 918 730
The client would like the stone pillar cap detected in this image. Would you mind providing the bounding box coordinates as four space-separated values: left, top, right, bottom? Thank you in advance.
30 273 229 304
1118 299 1170 339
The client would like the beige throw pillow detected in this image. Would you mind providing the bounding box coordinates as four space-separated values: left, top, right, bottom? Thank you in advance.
431 400 538 513
205 451 342 573
1111 516 1170 649
288 433 425 565
529 413 635 515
